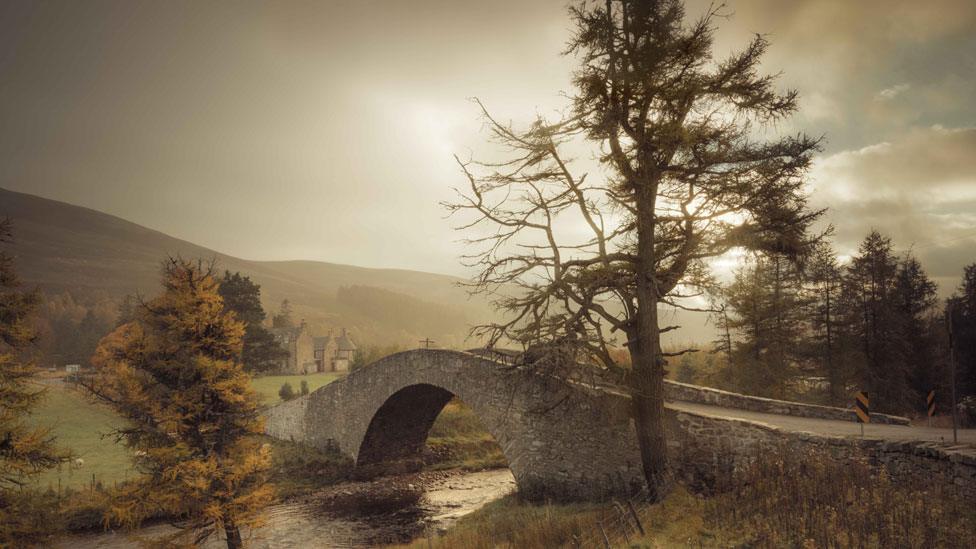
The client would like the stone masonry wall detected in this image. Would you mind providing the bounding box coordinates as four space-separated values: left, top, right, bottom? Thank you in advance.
266 349 647 501
666 407 976 503
664 380 910 425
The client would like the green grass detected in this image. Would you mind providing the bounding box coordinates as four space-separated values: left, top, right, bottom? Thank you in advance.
25 372 345 491
24 375 503 496
426 399 508 471
26 382 132 491
250 372 343 404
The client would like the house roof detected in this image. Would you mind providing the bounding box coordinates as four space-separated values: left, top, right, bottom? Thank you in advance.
313 336 331 350
336 331 356 351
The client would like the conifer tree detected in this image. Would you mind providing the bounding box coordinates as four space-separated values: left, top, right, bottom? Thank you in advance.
954 264 976 398
450 0 821 498
841 231 906 413
893 255 939 409
271 299 294 329
218 271 287 374
0 218 68 545
803 240 850 404
87 258 272 549
723 253 807 398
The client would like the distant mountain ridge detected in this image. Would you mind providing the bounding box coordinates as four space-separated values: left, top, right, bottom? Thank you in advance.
0 187 488 347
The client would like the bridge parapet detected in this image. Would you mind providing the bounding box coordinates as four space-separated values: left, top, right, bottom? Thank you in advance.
664 380 911 425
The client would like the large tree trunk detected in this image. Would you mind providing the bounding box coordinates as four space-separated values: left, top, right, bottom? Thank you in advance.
630 185 670 501
223 514 244 549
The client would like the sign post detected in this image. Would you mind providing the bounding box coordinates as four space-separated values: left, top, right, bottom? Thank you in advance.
947 299 959 444
855 391 870 437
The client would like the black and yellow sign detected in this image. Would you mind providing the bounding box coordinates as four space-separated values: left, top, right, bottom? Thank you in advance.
927 390 936 417
854 391 870 424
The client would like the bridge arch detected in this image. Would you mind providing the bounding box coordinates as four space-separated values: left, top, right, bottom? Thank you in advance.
265 349 647 500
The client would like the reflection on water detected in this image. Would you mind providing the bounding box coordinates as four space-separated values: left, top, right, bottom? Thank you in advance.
58 469 516 548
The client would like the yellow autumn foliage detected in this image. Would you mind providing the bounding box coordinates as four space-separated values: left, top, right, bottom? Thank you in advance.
87 258 272 547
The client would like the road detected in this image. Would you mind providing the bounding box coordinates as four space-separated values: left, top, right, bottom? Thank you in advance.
668 400 976 448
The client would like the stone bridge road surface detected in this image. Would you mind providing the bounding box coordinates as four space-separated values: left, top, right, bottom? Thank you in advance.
668 400 976 447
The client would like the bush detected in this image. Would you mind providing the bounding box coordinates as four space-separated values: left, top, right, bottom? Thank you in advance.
278 382 296 401
300 380 309 396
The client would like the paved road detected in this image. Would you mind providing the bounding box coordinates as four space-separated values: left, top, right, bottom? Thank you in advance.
668 400 976 448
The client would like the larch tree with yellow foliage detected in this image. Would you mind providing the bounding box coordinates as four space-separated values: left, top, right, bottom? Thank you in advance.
87 258 272 549
0 218 69 545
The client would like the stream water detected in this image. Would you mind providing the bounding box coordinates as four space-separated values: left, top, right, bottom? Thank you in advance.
57 469 516 548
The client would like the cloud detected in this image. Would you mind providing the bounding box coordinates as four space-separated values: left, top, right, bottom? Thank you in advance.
814 126 976 198
811 126 976 291
876 83 911 101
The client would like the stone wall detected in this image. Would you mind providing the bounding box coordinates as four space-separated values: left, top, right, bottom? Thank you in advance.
664 380 910 426
265 349 647 501
665 407 976 502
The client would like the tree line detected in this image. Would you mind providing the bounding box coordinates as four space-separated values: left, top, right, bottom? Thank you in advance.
708 229 974 416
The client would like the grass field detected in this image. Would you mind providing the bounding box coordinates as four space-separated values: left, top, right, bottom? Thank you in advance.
27 382 132 492
27 372 344 490
250 372 343 404
26 372 503 493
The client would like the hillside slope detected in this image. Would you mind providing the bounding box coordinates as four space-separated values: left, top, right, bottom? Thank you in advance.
0 187 713 347
0 187 487 346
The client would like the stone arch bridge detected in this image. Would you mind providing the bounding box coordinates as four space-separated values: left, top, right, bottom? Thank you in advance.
265 349 976 502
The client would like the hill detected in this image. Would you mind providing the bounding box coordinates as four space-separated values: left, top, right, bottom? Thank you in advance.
0 187 714 350
0 187 488 347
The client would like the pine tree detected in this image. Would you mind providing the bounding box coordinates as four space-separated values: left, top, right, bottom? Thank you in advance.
271 299 293 329
893 255 939 410
723 254 807 398
954 264 976 398
86 258 272 549
218 271 287 374
450 0 821 498
803 240 850 404
0 218 68 545
218 271 265 326
841 231 906 413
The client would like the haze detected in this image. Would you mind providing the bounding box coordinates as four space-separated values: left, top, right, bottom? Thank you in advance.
2 0 974 292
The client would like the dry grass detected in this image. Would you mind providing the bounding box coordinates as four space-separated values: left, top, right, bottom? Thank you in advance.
425 399 508 471
704 444 976 548
397 445 976 549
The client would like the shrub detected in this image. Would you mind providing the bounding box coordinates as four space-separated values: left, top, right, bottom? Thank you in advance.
300 380 309 396
278 382 296 401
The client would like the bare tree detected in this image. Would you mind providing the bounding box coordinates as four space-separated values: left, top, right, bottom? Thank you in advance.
448 0 822 500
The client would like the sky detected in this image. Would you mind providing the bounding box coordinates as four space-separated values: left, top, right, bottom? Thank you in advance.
1 0 975 294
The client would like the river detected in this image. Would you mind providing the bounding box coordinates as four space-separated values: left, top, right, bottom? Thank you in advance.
57 469 516 548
